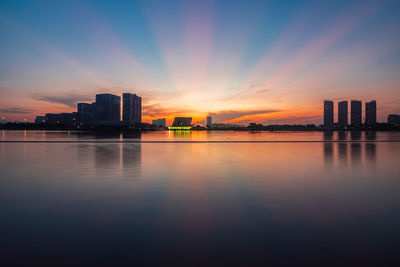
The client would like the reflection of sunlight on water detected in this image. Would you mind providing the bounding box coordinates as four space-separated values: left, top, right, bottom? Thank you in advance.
1 133 400 265
171 130 191 137
2 130 400 142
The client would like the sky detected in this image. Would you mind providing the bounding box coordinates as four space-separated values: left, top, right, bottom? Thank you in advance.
0 0 399 125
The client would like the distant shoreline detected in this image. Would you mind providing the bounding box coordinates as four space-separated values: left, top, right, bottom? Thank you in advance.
1 124 400 132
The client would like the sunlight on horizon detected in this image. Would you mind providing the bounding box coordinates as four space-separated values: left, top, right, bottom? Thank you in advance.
0 0 399 124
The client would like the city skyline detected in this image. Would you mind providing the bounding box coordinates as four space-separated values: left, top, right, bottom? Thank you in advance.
1 0 400 125
32 94 387 128
18 92 393 127
323 99 381 129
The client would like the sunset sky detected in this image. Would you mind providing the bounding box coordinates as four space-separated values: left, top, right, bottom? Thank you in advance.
0 0 399 125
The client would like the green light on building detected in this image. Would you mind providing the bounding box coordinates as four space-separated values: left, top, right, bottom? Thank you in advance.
168 126 192 130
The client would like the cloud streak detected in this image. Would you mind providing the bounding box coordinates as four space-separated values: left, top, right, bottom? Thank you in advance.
143 103 194 118
262 115 321 125
208 109 281 123
0 107 35 114
31 93 93 108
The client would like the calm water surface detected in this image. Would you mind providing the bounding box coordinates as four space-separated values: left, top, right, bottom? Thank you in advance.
1 131 400 265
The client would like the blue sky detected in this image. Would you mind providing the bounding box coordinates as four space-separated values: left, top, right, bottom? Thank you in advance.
0 0 399 123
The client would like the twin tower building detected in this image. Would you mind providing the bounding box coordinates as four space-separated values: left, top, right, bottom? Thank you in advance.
324 100 376 129
77 93 142 124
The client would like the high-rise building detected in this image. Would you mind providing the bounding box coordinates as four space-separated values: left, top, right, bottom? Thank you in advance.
324 100 334 129
152 118 166 127
91 102 97 120
388 114 400 126
95 94 121 122
77 103 91 113
123 93 142 123
338 101 348 128
207 116 212 127
77 102 96 124
351 100 362 127
365 100 376 126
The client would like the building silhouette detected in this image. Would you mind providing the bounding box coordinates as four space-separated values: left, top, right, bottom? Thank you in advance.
351 100 362 128
388 114 400 125
77 103 91 113
365 100 376 126
95 94 121 122
123 93 142 123
338 101 348 128
91 102 97 119
324 100 334 129
172 117 192 127
152 118 166 127
207 116 212 127
77 102 95 124
34 116 46 124
45 113 74 125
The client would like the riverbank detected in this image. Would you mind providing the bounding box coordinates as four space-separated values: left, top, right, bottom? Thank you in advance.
1 122 400 132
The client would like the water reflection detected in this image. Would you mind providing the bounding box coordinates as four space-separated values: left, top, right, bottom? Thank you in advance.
171 130 191 137
323 131 334 167
3 129 400 142
365 131 377 170
351 131 362 168
1 131 400 265
122 144 142 177
90 133 142 177
338 131 348 167
15 130 144 141
77 144 95 171
122 131 142 139
93 144 142 178
95 144 121 171
122 131 142 177
323 131 377 170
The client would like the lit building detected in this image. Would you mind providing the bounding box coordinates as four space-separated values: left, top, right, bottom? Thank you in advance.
388 114 400 126
45 113 74 125
34 116 46 124
351 100 362 127
170 117 192 129
123 93 142 123
365 100 377 125
95 94 121 122
152 118 166 127
207 116 212 127
324 100 334 129
338 101 348 128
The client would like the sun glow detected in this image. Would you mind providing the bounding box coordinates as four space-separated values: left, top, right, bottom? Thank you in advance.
1 0 399 124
